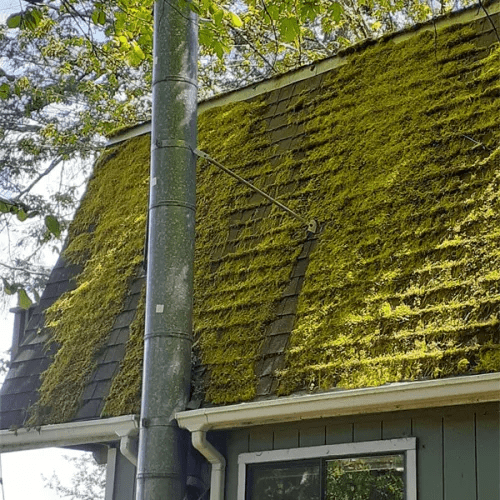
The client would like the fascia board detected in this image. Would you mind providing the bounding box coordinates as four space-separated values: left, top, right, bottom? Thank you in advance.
176 373 500 432
0 415 138 453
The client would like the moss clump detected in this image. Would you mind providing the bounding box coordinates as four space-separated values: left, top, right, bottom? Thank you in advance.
277 27 500 394
33 136 150 424
103 289 145 416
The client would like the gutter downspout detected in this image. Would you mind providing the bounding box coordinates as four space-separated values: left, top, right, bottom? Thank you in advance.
191 431 225 500
119 434 138 467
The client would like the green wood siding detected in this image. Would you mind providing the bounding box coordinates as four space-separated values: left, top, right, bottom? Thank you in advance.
223 403 500 500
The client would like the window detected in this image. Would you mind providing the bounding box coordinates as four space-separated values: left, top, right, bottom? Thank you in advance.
238 437 416 500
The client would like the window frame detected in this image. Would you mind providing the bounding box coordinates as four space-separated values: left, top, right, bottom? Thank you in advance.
237 437 417 500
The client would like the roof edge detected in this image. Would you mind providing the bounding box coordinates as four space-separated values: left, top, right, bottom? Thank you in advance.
106 0 500 148
176 373 500 431
0 415 139 453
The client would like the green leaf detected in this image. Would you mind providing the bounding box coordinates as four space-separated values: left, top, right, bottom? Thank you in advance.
16 209 28 222
45 215 61 238
92 8 106 26
91 9 100 25
132 42 145 61
18 288 32 310
301 2 319 22
229 12 243 28
267 5 280 21
279 17 300 43
0 201 10 213
0 83 10 100
330 2 343 23
23 10 41 31
213 8 224 26
6 14 22 29
2 278 17 296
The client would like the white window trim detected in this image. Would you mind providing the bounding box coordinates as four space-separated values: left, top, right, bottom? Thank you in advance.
238 437 417 500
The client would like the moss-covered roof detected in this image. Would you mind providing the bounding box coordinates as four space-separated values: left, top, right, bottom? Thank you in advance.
2 8 500 427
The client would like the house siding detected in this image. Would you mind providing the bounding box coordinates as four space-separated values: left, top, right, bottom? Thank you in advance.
222 402 499 500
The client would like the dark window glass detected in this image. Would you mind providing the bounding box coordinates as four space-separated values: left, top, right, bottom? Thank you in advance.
247 460 321 500
325 454 405 500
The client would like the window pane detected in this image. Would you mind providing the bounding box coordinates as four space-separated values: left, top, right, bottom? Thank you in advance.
247 461 321 500
325 454 404 500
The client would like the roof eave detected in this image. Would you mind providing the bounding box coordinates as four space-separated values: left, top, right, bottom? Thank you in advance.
176 373 500 432
0 415 139 453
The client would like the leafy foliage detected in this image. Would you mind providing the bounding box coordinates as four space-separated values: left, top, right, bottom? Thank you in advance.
43 453 106 500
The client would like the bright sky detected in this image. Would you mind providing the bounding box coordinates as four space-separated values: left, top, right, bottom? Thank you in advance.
0 3 96 499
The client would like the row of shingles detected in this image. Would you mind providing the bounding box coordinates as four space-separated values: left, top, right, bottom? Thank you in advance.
194 80 319 403
339 22 500 348
0 257 81 429
195 89 289 404
254 74 324 397
280 18 500 382
74 271 145 420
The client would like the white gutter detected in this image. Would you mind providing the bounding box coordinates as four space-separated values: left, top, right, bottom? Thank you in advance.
0 415 139 453
177 373 500 432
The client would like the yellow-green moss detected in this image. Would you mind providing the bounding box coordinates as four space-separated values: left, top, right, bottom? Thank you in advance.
34 20 500 420
193 99 304 403
103 290 146 416
277 26 500 394
32 136 150 424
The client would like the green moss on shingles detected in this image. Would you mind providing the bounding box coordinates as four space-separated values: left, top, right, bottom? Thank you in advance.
34 21 500 420
103 289 145 416
277 27 500 394
192 98 304 403
31 136 150 424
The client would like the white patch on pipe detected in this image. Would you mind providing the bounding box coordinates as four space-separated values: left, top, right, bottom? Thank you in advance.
152 177 157 186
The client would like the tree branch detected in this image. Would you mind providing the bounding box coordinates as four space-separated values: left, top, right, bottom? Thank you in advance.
13 155 64 201
0 261 50 278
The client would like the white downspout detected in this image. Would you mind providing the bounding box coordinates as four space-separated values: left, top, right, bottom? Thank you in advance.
191 430 226 500
119 434 138 467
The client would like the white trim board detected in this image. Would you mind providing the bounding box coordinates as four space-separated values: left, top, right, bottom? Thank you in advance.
0 415 139 453
177 373 500 432
237 438 417 500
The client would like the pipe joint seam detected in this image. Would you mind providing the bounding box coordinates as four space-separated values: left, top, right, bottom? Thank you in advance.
153 75 198 87
144 331 193 342
149 200 196 211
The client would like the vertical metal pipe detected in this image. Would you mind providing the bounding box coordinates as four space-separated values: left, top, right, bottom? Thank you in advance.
136 0 198 498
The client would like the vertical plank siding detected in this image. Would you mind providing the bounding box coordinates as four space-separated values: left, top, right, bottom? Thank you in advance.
413 413 444 500
475 405 500 500
223 403 500 500
443 408 477 500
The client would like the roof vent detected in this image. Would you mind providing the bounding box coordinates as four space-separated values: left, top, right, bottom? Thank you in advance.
9 305 36 362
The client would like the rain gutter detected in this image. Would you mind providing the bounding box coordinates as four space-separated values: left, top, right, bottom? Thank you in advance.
177 373 500 433
0 415 139 453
